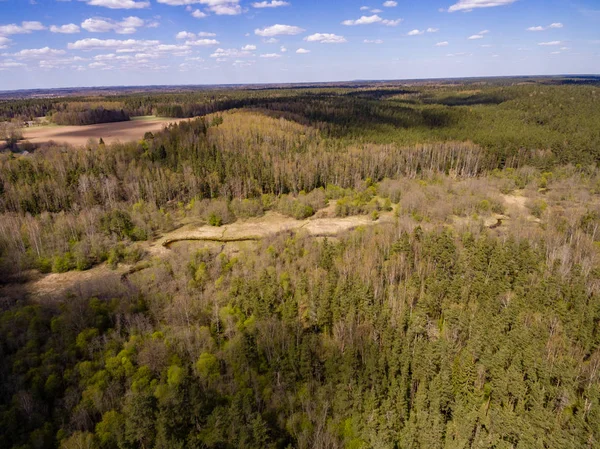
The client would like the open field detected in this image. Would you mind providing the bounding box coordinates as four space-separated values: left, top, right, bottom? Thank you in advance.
21 116 193 146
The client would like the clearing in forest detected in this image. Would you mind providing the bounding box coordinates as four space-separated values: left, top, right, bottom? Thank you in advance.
21 116 193 146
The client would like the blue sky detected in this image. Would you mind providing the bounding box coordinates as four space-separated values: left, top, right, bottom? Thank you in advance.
0 0 598 90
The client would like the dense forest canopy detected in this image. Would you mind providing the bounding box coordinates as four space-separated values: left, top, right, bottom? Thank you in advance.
1 78 600 449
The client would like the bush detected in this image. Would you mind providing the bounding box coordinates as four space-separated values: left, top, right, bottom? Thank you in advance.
201 199 235 226
230 198 264 218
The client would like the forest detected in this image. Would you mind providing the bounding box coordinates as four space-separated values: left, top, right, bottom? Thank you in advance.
1 77 600 449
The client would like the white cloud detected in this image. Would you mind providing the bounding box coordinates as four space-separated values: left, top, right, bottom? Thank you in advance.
210 47 252 58
0 21 45 35
242 44 257 50
480 44 492 47
68 38 160 50
0 37 11 49
260 53 281 58
198 31 216 36
0 61 26 69
89 61 109 68
81 16 144 34
364 39 383 44
383 1 397 6
210 4 241 14
157 0 204 4
296 47 310 53
371 8 382 13
435 41 449 46
39 56 88 69
78 0 150 9
407 29 424 36
360 6 369 10
527 22 563 31
427 27 439 33
50 24 81 34
252 0 290 7
280 45 287 52
192 9 208 18
447 0 516 12
538 40 561 46
176 31 196 39
160 0 241 16
12 47 66 58
263 37 278 43
186 38 219 45
255 24 305 36
94 53 116 60
382 18 402 26
468 34 484 39
342 15 382 26
304 33 347 44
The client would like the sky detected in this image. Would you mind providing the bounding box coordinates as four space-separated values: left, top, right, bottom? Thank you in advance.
0 0 599 90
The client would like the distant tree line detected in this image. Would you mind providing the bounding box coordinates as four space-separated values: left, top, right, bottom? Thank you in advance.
52 107 130 126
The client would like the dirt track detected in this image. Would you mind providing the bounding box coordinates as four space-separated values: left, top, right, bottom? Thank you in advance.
22 117 192 146
149 210 394 256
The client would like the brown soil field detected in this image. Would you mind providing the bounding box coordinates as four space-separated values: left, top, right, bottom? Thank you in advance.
21 117 193 146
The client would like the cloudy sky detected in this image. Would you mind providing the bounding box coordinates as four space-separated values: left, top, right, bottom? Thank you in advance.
0 0 598 90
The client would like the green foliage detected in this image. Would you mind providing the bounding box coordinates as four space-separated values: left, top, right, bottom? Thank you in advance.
2 79 600 449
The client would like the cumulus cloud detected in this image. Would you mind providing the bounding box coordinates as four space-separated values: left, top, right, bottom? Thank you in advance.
81 16 144 34
468 31 488 39
360 6 369 10
342 15 382 25
0 37 12 49
210 4 241 15
242 44 257 50
280 45 287 52
296 48 310 53
78 0 150 9
67 38 160 51
176 31 196 39
407 29 424 36
210 47 252 58
0 61 26 69
427 27 439 33
447 0 516 12
12 47 67 58
185 38 219 45
304 33 347 43
436 41 449 46
364 39 383 44
260 53 281 58
158 0 241 15
527 22 563 31
255 24 305 36
538 40 561 46
50 24 81 34
0 21 45 35
383 1 397 6
382 19 402 26
252 0 290 7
